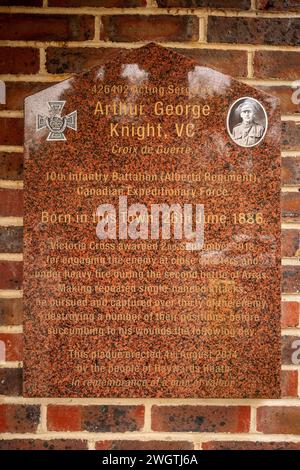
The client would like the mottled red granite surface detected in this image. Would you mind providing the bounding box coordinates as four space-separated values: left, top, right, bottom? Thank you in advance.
23 44 281 398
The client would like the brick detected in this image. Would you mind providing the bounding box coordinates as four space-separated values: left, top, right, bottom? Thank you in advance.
0 118 23 146
0 439 88 450
173 48 248 78
151 406 250 432
282 266 300 293
0 368 22 396
0 299 23 325
253 51 300 80
208 17 300 45
0 153 23 180
282 230 300 258
282 158 300 186
82 405 144 432
281 301 300 327
202 441 300 450
257 86 300 115
47 47 124 74
282 335 300 365
0 0 42 4
0 83 56 112
257 1 300 11
0 333 22 361
101 15 199 42
0 48 39 74
282 193 300 223
157 0 250 6
0 405 40 432
47 405 145 432
96 440 194 450
49 0 146 6
0 15 94 41
281 370 298 397
0 261 23 290
47 405 81 432
257 407 300 434
282 122 300 151
0 189 23 217
0 227 23 253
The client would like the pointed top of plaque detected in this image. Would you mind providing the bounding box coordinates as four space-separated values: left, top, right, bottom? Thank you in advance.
25 42 280 153
25 42 279 104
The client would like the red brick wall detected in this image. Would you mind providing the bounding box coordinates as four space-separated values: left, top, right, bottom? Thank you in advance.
0 0 300 450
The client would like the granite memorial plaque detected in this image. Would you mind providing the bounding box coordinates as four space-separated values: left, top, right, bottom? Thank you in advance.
24 44 281 398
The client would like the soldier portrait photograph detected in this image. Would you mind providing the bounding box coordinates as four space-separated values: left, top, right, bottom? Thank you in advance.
227 97 267 148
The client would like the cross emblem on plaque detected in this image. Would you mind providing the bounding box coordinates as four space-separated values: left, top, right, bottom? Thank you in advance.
36 101 77 141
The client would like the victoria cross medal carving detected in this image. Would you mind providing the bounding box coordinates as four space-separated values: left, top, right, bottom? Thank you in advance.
36 101 77 141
